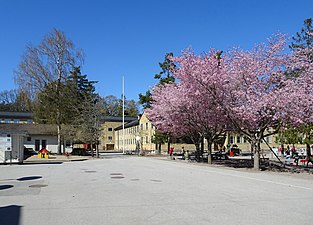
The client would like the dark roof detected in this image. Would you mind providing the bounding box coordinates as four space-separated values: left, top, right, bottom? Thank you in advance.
0 124 57 135
0 111 33 119
100 115 137 123
114 119 139 131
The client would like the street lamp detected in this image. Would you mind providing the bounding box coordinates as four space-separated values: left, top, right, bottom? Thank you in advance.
136 136 140 155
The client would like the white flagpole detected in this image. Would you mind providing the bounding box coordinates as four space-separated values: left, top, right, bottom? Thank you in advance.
122 76 125 154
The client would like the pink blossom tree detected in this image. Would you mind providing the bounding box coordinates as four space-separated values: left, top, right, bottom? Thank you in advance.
222 34 313 169
148 50 229 163
148 34 312 169
170 50 229 163
146 83 203 156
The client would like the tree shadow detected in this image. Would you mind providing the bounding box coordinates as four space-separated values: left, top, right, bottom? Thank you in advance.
0 205 22 225
213 158 254 168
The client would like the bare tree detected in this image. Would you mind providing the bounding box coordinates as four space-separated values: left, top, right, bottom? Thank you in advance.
0 89 31 112
14 28 84 154
76 94 102 157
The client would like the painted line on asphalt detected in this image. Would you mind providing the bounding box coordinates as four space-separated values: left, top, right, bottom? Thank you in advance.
206 169 313 191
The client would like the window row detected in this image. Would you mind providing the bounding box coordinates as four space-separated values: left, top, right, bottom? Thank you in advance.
122 126 140 134
0 119 33 124
229 135 271 144
118 136 153 145
140 123 154 130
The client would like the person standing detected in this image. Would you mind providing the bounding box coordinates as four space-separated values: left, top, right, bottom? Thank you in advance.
169 147 174 160
181 147 185 160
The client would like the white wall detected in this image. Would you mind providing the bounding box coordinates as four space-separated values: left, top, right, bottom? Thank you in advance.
24 135 60 154
0 134 24 163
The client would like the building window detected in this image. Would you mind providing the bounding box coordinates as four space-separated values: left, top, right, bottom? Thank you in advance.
146 136 149 143
236 136 241 143
108 127 113 132
230 136 234 144
27 137 31 142
108 136 113 141
35 140 40 152
14 119 20 124
5 119 11 123
140 124 143 130
146 123 148 130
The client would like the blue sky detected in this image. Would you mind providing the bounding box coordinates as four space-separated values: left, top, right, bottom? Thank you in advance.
0 0 312 101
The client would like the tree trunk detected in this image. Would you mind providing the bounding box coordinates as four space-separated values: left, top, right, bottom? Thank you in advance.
167 136 171 154
56 64 62 155
195 142 200 161
62 140 66 154
207 142 212 165
194 142 200 152
252 140 260 170
193 141 201 162
201 137 204 156
96 141 99 158
306 143 311 157
57 124 61 155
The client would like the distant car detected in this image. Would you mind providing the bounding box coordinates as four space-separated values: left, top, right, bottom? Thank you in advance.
23 147 37 159
71 148 91 156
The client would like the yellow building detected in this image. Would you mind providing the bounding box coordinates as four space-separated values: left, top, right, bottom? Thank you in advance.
114 113 155 152
224 132 275 152
99 116 137 150
138 113 155 151
113 112 300 154
114 112 200 153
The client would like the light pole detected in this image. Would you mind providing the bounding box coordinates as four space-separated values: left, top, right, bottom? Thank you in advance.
136 136 140 155
122 76 125 154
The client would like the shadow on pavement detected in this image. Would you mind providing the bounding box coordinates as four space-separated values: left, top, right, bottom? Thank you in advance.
213 158 254 168
0 205 22 225
16 176 42 181
23 162 63 165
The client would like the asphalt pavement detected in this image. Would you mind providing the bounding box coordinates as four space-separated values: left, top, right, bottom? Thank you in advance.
1 156 313 225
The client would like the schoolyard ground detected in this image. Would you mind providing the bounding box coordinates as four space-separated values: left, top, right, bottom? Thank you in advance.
1 155 313 225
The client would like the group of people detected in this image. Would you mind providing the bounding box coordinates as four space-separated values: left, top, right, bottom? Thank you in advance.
168 146 190 160
274 145 306 157
275 145 313 166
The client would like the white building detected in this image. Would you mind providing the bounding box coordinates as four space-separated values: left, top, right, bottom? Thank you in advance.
0 132 24 164
0 124 61 155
